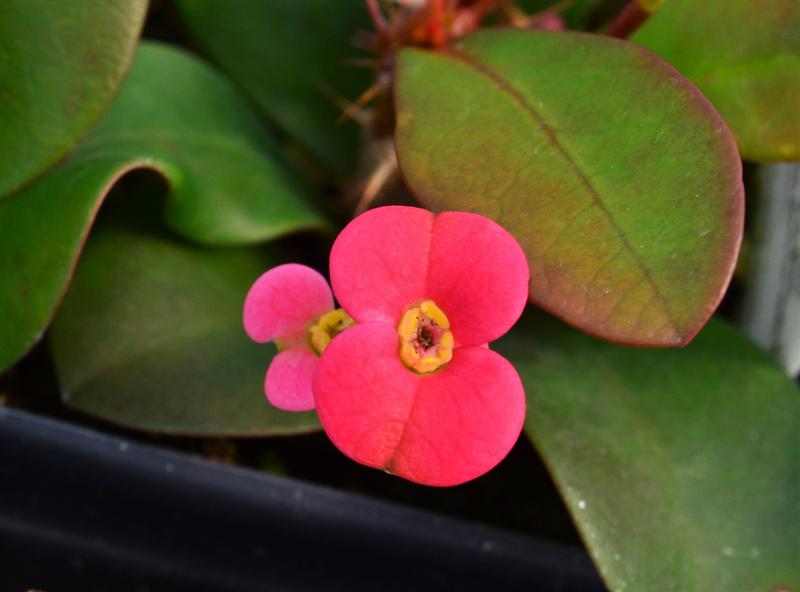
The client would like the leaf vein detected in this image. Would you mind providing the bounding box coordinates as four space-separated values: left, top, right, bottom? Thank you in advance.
448 47 680 339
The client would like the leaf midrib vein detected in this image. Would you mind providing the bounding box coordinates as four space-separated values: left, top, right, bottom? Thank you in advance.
448 47 680 339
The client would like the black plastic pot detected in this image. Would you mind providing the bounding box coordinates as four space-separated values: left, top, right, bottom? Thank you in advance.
0 407 604 591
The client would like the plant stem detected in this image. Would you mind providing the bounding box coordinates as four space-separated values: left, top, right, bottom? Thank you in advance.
366 0 389 34
605 0 662 38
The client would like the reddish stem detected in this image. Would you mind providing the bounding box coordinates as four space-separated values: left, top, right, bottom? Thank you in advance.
605 0 660 39
366 0 389 35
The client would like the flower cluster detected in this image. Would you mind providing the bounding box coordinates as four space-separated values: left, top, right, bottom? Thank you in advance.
244 206 529 486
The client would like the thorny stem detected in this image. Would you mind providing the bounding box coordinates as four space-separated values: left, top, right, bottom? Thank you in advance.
319 81 371 126
354 140 398 215
366 0 389 34
351 0 541 215
605 0 662 38
338 79 388 124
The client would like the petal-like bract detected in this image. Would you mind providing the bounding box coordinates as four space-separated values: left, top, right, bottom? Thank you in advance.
427 211 529 346
330 206 529 346
265 346 319 411
314 323 526 486
330 206 432 325
244 263 334 344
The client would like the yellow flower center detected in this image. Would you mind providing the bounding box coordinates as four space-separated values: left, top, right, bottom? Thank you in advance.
397 300 454 374
309 309 354 355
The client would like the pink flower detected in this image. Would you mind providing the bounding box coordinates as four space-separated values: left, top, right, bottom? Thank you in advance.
314 206 529 486
243 264 352 412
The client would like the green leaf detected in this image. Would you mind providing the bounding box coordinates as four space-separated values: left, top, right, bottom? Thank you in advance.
176 0 371 176
495 311 800 592
395 29 743 347
0 42 323 372
76 42 324 245
49 198 320 436
0 0 148 198
632 0 800 162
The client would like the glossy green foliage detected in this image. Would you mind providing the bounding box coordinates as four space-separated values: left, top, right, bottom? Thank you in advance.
633 0 800 162
176 0 371 175
0 43 323 372
50 199 320 436
0 0 148 197
496 311 800 592
395 29 743 347
78 42 324 245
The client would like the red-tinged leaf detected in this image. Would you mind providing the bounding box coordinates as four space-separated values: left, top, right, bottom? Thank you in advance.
395 29 743 347
633 0 800 162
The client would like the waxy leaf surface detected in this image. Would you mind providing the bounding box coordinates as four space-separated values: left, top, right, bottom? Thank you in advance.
395 30 743 346
633 0 800 162
0 0 147 197
176 0 371 175
495 311 800 592
0 43 323 372
50 201 320 436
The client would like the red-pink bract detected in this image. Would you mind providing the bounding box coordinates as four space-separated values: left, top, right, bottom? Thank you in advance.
317 206 529 486
265 346 319 411
315 323 525 486
329 207 529 346
244 263 334 411
244 263 333 344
